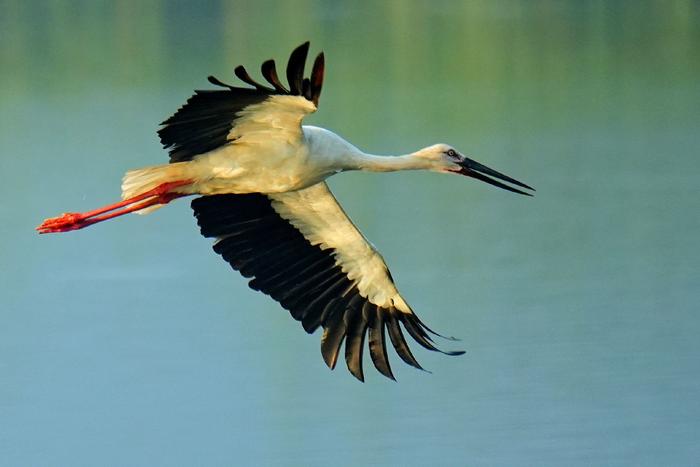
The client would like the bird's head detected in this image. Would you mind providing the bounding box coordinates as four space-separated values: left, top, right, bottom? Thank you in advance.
417 144 534 196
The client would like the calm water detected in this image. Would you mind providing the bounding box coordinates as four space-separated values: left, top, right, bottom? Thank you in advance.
1 1 699 466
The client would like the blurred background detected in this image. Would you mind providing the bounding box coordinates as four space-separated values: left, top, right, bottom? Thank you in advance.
1 1 698 466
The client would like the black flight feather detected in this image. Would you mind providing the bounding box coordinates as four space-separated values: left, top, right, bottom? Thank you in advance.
233 65 275 92
344 295 369 381
310 52 324 106
367 304 395 380
386 311 423 370
286 41 309 95
261 59 288 93
320 301 347 370
207 75 234 89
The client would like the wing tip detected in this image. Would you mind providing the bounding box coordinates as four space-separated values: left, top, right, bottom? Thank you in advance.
221 42 325 106
316 301 464 381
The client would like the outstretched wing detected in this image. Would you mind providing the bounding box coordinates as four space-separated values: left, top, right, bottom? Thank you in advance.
159 42 325 163
192 182 463 382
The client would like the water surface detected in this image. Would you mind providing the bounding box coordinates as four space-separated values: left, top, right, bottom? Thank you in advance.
1 1 698 466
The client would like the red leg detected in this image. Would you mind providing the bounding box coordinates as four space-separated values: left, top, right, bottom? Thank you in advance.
36 180 193 234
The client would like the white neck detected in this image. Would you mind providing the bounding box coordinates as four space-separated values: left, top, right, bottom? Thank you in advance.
303 126 436 173
344 151 433 172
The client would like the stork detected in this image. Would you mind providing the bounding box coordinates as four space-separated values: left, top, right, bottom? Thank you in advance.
37 42 534 381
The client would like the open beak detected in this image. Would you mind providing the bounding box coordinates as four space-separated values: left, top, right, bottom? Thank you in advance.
457 157 535 196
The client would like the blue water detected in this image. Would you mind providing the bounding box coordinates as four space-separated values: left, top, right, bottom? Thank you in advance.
1 1 699 466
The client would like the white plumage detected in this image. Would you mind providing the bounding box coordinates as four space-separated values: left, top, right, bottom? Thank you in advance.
38 42 533 381
269 182 409 312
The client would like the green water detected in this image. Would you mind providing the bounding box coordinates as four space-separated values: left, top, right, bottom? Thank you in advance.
1 1 699 466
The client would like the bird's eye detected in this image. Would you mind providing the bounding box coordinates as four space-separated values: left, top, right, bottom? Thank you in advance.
446 149 457 158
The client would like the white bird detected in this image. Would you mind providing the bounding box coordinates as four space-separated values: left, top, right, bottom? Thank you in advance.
37 42 534 381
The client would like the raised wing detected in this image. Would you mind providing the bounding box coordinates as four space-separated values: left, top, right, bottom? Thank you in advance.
192 183 463 382
159 42 324 163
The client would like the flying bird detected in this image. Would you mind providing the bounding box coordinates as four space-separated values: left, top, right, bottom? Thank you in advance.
37 42 534 381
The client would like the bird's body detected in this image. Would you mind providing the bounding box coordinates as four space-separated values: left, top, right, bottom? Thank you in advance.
124 125 350 199
38 42 533 381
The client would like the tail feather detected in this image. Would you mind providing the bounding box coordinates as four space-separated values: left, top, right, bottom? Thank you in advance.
121 162 191 214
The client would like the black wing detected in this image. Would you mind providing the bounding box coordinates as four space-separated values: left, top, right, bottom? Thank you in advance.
159 42 325 163
191 189 463 382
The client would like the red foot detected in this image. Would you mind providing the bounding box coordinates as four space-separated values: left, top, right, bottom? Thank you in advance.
36 212 94 233
36 179 193 234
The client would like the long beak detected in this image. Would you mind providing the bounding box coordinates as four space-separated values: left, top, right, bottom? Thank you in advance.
457 157 535 196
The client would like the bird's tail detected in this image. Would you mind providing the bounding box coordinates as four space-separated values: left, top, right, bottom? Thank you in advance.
121 162 192 214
